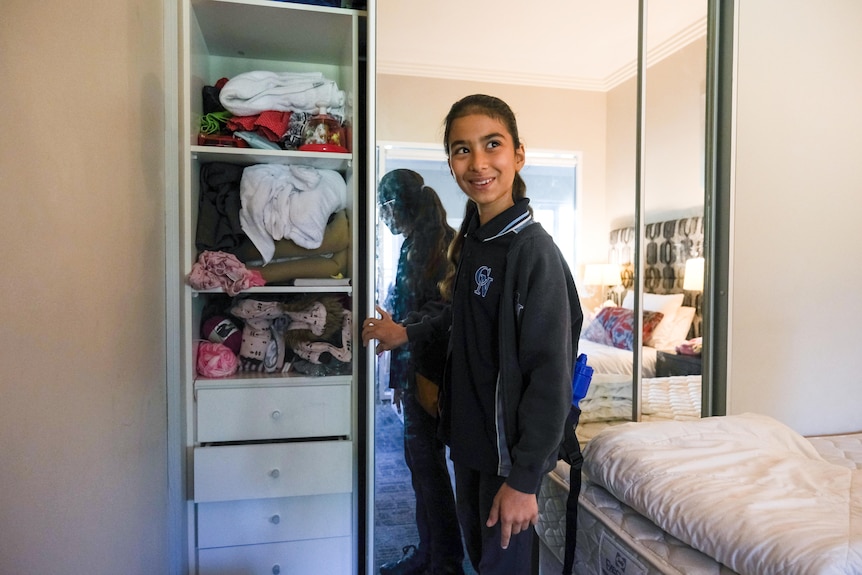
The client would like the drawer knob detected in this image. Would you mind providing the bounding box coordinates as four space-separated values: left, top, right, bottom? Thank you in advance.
272 565 281 575
270 468 280 478
271 410 282 420
270 514 280 524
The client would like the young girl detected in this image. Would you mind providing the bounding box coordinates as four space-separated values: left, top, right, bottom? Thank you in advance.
364 94 582 574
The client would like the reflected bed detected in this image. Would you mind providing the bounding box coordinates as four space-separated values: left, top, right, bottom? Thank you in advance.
576 373 701 445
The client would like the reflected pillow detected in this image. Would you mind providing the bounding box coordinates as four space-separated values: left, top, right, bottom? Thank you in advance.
667 306 696 344
581 306 664 351
622 292 685 348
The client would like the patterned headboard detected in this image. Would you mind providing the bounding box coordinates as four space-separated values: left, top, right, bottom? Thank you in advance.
609 215 704 337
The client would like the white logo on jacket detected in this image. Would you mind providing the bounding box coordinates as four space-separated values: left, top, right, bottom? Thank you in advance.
474 266 493 297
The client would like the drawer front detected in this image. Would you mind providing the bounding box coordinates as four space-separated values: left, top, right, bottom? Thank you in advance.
194 441 353 503
198 536 351 575
196 384 351 443
197 492 351 548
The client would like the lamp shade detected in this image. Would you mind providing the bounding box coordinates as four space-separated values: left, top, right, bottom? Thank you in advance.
584 263 622 287
683 257 705 291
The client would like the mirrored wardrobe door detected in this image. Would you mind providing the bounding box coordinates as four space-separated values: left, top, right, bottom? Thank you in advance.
638 0 709 421
598 0 708 422
584 0 641 436
369 1 713 570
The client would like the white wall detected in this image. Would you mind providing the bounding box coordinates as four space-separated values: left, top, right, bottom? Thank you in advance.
0 1 169 573
605 38 708 229
729 0 862 435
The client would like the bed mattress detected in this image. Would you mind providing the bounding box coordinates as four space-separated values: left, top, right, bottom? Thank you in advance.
537 459 738 575
536 423 862 575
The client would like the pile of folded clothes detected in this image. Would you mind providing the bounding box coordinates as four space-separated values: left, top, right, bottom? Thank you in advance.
198 71 349 152
196 293 352 378
193 161 350 284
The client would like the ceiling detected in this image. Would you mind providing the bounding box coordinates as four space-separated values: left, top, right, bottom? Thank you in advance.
376 0 708 91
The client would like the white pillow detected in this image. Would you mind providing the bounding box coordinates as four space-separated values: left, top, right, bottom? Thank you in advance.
622 292 684 348
666 306 696 343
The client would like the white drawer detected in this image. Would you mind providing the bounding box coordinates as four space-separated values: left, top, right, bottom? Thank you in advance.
196 384 351 443
197 536 351 575
194 441 353 503
197 493 351 549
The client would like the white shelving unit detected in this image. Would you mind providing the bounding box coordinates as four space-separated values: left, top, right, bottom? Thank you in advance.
177 1 369 572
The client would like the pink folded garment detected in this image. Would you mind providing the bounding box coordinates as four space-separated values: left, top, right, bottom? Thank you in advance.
187 250 266 295
676 337 703 356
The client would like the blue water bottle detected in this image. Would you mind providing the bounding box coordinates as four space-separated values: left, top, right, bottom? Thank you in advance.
572 353 593 407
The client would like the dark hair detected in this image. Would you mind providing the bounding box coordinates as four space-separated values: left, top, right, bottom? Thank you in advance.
440 94 529 299
443 94 522 158
378 169 455 304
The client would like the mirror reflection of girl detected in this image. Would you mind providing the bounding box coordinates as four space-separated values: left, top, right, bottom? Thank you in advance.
369 169 465 575
364 95 583 574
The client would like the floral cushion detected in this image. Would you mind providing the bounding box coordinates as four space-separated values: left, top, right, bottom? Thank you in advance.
582 307 664 351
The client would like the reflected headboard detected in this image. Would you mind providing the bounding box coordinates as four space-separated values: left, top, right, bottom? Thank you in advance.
609 215 704 337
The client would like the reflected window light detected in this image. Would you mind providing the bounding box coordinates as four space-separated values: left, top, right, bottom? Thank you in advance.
377 143 582 272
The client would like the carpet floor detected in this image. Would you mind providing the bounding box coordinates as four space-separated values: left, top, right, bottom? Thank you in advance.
373 401 477 575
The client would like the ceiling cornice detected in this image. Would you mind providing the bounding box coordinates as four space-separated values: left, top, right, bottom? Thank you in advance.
378 16 707 93
375 60 609 91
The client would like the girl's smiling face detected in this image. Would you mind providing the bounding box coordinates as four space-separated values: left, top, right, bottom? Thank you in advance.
447 113 525 224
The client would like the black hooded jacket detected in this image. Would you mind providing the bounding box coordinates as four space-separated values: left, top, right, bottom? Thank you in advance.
406 201 583 494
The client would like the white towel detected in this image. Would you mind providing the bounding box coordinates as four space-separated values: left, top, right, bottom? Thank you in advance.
239 164 347 265
219 70 346 117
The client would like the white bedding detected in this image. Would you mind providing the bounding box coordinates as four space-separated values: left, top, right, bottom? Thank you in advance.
579 338 658 377
582 413 862 575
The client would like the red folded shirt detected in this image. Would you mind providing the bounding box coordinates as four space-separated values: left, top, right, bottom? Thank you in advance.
226 110 292 142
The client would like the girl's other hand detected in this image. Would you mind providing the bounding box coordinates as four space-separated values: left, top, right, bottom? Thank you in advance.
361 305 409 353
486 482 539 550
391 388 404 414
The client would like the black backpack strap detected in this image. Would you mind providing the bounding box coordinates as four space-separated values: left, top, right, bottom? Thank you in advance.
558 405 583 575
563 454 582 575
558 406 583 466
